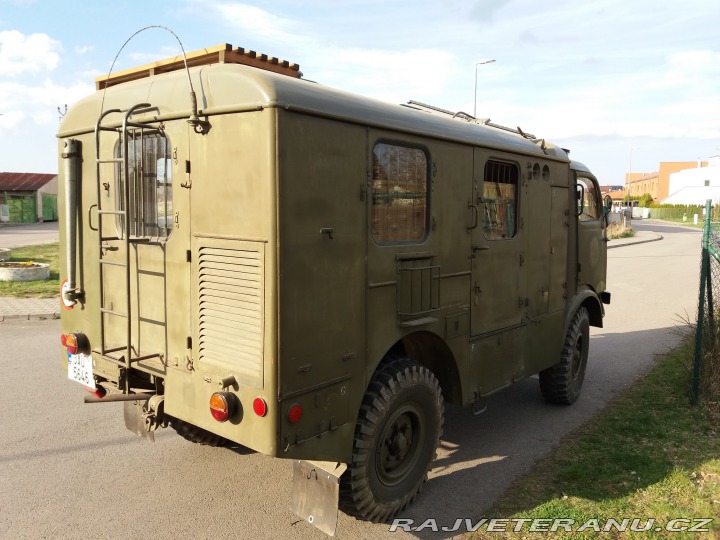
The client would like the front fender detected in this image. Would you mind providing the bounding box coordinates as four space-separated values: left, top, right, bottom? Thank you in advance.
566 288 604 332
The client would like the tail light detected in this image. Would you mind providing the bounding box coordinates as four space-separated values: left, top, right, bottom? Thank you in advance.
61 332 88 354
210 392 237 422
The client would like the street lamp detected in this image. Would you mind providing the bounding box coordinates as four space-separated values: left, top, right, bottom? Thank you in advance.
626 147 640 227
474 59 496 118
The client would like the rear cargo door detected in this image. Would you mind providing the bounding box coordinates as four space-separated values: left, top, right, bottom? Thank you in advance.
96 117 191 379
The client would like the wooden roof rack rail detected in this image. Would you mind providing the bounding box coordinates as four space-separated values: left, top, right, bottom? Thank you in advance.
95 43 302 90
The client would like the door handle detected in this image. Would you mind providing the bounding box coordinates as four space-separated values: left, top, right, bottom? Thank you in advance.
467 202 479 231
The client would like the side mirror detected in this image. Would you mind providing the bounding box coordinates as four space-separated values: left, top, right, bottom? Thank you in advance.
576 184 585 216
603 195 612 216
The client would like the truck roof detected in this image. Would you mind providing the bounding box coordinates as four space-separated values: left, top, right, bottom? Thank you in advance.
59 47 570 163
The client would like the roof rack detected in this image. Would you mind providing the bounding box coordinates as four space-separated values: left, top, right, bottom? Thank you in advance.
95 43 301 90
403 100 536 139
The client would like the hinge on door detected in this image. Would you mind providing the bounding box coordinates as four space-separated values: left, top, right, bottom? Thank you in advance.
186 336 192 349
519 254 525 266
185 160 191 173
186 250 191 263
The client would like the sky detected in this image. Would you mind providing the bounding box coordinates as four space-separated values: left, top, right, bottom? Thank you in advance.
0 0 718 185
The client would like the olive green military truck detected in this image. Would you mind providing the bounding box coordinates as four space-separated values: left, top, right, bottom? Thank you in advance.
58 43 610 535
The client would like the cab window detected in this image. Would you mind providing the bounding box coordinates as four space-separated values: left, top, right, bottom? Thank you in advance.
577 176 600 221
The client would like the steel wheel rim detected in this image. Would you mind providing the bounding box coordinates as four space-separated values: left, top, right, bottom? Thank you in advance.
375 403 425 487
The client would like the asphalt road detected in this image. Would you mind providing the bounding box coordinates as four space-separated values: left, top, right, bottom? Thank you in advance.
0 222 702 540
0 221 59 248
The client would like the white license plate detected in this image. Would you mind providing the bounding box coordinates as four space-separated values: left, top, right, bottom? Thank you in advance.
67 352 96 389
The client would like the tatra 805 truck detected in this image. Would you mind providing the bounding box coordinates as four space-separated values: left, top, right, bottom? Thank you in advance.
58 43 609 535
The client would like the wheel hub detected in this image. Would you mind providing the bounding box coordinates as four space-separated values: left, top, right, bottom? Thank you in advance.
376 406 423 486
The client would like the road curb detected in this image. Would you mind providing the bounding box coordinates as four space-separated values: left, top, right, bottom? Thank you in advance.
607 234 663 249
0 313 60 322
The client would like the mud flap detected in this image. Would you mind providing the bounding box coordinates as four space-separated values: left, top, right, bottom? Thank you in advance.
289 460 347 536
123 400 154 442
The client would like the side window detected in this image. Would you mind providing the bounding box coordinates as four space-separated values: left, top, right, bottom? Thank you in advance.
577 176 600 221
371 142 428 243
482 160 519 240
115 131 173 238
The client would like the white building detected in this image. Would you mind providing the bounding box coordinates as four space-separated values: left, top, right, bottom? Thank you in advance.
662 156 720 205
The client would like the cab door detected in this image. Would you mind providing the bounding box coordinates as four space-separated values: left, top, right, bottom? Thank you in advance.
576 173 607 293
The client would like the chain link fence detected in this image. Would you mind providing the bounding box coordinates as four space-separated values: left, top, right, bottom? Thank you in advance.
692 201 720 409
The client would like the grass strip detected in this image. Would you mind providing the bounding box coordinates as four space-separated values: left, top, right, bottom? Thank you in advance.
471 338 720 539
0 243 59 298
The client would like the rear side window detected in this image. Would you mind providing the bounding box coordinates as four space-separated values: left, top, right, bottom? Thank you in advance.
482 160 519 240
115 130 173 239
371 143 428 243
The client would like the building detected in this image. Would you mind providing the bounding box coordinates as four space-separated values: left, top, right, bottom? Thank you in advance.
662 156 720 205
626 161 708 203
0 172 58 223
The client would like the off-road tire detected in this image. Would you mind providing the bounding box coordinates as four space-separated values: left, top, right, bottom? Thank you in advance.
170 418 229 447
340 357 444 522
540 306 590 405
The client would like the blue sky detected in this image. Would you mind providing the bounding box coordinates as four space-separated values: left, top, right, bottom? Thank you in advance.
0 0 718 184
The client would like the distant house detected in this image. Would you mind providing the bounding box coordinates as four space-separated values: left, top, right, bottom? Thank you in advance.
0 172 58 223
662 156 720 205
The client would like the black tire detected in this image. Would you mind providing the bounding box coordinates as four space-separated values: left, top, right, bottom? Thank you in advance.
340 357 444 522
540 306 590 405
170 418 229 447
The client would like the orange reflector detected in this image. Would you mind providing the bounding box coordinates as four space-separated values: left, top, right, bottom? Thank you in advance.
288 403 303 424
210 392 235 422
253 397 267 417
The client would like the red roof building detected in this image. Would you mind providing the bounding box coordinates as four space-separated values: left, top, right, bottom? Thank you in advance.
0 172 58 223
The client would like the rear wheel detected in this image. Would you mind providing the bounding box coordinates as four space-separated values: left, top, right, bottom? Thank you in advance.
340 357 444 522
170 418 229 447
540 306 590 404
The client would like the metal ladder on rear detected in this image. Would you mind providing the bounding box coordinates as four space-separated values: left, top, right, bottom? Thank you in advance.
94 104 163 392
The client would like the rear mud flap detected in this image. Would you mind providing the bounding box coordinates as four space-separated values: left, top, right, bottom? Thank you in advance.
289 460 347 536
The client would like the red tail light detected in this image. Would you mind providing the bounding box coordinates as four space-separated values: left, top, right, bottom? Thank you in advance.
61 332 89 355
210 392 237 422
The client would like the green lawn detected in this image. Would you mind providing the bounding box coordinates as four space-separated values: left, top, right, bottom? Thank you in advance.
471 338 720 539
0 243 59 298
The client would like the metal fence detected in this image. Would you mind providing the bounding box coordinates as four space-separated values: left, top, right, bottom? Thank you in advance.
692 200 720 406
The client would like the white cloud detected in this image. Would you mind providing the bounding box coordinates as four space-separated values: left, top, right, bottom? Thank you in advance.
0 110 25 130
0 79 94 128
74 45 94 55
0 30 61 76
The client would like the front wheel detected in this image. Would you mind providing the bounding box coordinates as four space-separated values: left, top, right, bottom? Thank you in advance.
340 358 444 522
539 306 590 405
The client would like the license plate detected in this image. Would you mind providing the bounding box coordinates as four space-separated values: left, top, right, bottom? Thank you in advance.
67 352 96 389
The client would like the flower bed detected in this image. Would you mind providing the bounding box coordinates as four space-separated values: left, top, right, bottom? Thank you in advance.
0 261 51 282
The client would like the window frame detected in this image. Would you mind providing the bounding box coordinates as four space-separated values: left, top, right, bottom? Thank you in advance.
370 140 431 246
577 175 601 222
481 159 521 241
114 129 173 240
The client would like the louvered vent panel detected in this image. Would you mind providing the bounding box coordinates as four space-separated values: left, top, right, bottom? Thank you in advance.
198 245 264 387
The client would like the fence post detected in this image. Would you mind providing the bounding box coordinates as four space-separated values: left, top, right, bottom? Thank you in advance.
692 199 712 404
